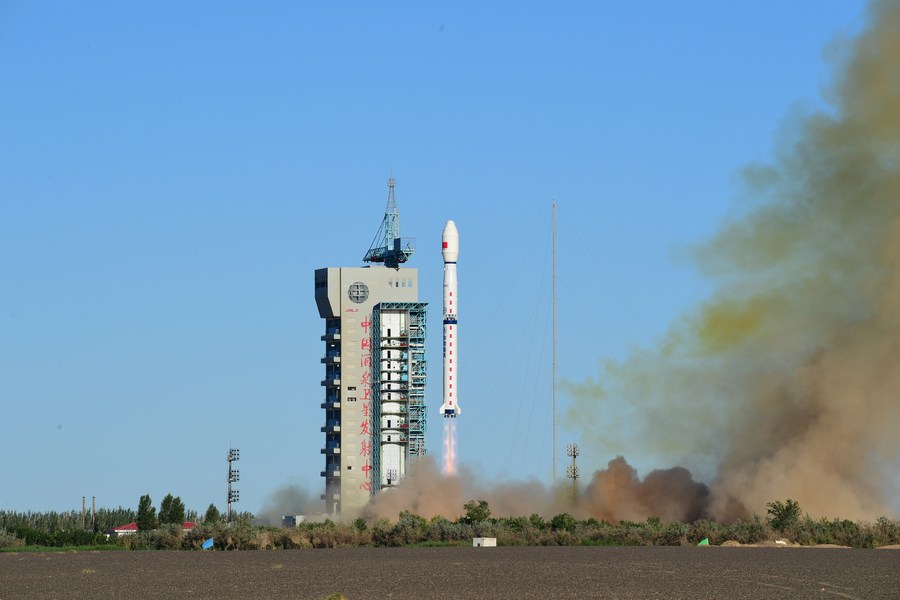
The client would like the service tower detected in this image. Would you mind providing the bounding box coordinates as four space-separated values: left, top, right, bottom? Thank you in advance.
314 178 428 517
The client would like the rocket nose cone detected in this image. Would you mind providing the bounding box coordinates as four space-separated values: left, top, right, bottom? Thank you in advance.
442 220 459 262
442 220 458 238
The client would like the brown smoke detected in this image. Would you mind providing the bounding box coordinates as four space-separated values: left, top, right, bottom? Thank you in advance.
578 457 709 523
564 0 900 521
362 454 709 523
364 456 568 521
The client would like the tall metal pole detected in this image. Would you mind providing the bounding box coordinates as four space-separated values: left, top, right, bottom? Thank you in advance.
227 448 240 524
566 443 580 503
552 201 558 483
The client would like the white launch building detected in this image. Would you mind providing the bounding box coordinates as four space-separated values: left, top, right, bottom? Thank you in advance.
314 179 428 516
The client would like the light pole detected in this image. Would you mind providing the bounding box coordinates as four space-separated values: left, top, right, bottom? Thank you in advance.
227 448 240 524
565 443 580 503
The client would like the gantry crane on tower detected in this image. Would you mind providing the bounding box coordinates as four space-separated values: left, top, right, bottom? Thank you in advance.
363 177 416 269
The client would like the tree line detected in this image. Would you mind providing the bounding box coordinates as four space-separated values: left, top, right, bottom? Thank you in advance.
3 498 899 550
0 493 205 548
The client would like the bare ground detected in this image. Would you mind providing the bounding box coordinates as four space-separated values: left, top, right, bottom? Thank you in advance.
1 546 898 600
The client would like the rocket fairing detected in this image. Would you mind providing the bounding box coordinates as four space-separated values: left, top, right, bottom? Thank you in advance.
441 220 460 418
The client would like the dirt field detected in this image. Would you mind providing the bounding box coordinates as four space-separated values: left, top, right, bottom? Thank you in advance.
1 546 898 599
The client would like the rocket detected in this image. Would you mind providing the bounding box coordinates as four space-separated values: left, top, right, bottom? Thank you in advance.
441 220 460 417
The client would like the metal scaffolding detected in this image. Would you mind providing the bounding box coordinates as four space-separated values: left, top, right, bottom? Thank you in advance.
371 301 428 494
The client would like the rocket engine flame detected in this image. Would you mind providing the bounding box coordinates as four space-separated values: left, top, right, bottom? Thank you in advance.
443 420 457 476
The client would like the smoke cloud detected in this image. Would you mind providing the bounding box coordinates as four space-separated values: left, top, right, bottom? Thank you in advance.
257 484 315 526
346 1 900 525
578 457 709 523
362 455 709 523
564 0 900 521
364 456 568 520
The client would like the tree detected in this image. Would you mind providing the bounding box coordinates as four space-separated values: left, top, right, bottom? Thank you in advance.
766 499 802 533
136 495 157 531
172 497 185 524
159 494 186 525
462 500 491 524
550 513 578 532
204 503 221 523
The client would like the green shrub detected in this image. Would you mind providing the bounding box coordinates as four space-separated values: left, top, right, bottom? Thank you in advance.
0 529 25 549
766 499 802 533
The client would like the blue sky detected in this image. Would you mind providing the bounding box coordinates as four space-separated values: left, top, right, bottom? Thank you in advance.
1 2 867 514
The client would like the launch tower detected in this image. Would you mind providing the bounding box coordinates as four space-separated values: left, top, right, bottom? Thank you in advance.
315 179 428 516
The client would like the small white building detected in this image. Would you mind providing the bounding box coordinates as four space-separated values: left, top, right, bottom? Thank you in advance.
282 515 306 528
472 537 497 547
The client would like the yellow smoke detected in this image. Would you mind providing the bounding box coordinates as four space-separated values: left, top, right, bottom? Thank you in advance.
565 0 900 521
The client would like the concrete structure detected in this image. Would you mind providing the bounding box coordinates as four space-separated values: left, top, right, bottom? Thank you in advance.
473 537 497 547
315 266 428 516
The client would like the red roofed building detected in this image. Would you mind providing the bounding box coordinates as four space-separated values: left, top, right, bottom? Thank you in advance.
111 522 138 535
109 522 196 536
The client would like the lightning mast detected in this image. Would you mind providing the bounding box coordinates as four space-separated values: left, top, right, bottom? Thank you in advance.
363 177 416 269
552 200 558 483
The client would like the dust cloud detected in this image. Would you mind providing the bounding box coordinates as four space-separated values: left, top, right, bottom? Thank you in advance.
364 456 567 521
362 0 900 523
362 455 709 523
257 484 315 526
564 0 900 521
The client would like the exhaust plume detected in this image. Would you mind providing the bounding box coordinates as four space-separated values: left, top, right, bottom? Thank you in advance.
564 0 900 521
442 420 458 475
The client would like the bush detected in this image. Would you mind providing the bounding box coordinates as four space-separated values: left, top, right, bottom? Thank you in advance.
462 500 491 524
873 516 900 547
0 529 25 549
766 499 801 533
550 513 577 533
371 518 400 547
721 515 769 545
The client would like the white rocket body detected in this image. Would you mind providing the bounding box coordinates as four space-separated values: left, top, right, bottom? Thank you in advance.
441 220 460 417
